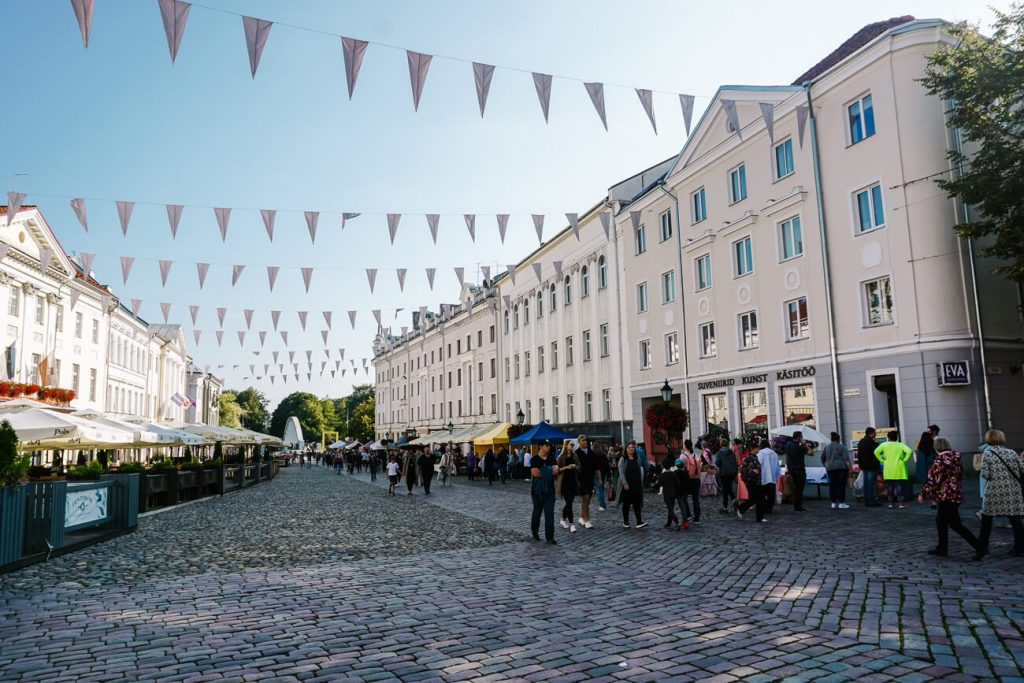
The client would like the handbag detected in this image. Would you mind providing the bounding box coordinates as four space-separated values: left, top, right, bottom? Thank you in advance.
608 487 617 502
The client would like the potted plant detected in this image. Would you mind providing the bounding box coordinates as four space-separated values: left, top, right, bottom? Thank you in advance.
0 419 28 566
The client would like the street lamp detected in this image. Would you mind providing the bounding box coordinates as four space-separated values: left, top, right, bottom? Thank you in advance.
516 408 525 425
661 379 673 404
447 421 454 434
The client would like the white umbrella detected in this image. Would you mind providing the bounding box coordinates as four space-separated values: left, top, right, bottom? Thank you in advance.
119 416 205 446
770 424 829 444
0 408 133 450
72 410 175 446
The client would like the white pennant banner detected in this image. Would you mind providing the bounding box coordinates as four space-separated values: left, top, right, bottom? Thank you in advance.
630 211 641 232
532 262 543 284
636 88 656 134
267 266 279 291
721 99 741 140
189 305 199 324
406 50 432 111
387 213 401 244
196 262 209 289
304 211 320 243
297 311 308 330
425 268 436 290
553 260 563 278
473 62 495 117
120 256 135 284
166 204 183 239
244 309 254 329
116 200 134 236
130 298 141 316
322 310 332 329
481 265 491 281
70 0 94 49
301 267 314 293
426 214 440 244
341 36 368 99
496 214 509 243
506 264 516 286
396 268 407 291
215 330 223 347
232 264 245 286
5 192 26 226
193 329 201 345
454 266 465 288
532 214 544 244
70 197 88 232
599 211 612 239
566 213 580 240
342 212 360 229
366 268 377 292
584 82 608 130
270 310 281 330
533 72 552 123
238 331 246 347
260 208 276 241
348 310 357 329
80 252 95 275
759 102 775 146
679 94 696 136
796 104 809 148
38 248 53 274
161 302 172 323
217 307 227 327
158 0 191 64
464 214 476 242
214 207 231 242
159 259 174 287
372 309 382 326
242 16 273 78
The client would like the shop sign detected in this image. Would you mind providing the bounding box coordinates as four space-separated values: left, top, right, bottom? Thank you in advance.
776 366 816 381
741 374 767 384
938 361 970 386
697 378 735 390
65 486 108 529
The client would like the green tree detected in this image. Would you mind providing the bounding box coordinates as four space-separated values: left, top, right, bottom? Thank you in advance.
219 391 242 428
921 4 1024 279
334 384 375 435
0 419 28 487
348 397 375 442
321 398 342 436
235 387 269 431
270 392 326 441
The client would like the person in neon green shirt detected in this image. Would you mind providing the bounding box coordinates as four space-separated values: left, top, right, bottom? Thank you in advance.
875 431 913 508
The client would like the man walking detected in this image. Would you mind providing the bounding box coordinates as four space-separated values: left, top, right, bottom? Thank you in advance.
758 439 781 517
784 432 809 511
575 435 598 528
857 427 881 507
497 448 509 484
417 449 434 495
530 441 558 544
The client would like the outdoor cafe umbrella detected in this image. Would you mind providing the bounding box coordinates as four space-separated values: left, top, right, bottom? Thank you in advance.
769 424 829 444
120 417 205 447
0 408 134 450
72 409 177 446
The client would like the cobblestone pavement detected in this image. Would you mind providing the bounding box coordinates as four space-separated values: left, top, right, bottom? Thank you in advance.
1 465 1021 682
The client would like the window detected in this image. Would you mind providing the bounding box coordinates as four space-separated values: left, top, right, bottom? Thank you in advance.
863 276 894 326
848 93 875 144
565 336 574 366
72 363 80 394
524 351 531 376
478 395 484 415
538 346 545 373
598 256 608 289
600 323 609 357
779 216 803 260
855 183 885 233
581 266 590 297
665 332 679 365
504 358 510 381
602 389 611 421
661 270 676 303
774 138 794 178
34 296 45 325
553 396 560 423
54 306 64 332
739 310 759 350
513 305 519 329
514 354 520 379
704 393 729 432
478 330 483 347
523 299 529 324
457 339 462 354
635 223 647 254
786 297 809 340
478 361 483 381
550 284 557 311
539 398 546 421
729 164 748 204
457 368 462 386
582 330 592 362
734 237 754 276
584 391 593 422
563 276 572 305
30 353 41 383
525 400 531 423
537 291 543 318
781 383 816 428
691 187 707 223
7 286 19 317
52 359 60 385
638 340 651 370
89 368 97 401
491 393 497 414
567 394 575 422
739 388 768 434
503 310 509 333
636 282 648 313
699 322 716 357
490 358 496 378
74 312 83 338
551 341 558 369
660 210 673 242
695 255 712 291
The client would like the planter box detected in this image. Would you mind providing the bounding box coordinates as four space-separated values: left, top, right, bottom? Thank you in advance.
0 486 26 567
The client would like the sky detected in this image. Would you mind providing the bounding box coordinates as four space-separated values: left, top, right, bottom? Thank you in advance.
0 0 1006 409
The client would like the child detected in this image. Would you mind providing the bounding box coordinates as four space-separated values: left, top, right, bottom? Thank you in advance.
386 455 400 496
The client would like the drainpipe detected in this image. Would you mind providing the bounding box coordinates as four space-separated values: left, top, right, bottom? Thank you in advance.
606 200 627 445
804 84 844 438
657 182 692 440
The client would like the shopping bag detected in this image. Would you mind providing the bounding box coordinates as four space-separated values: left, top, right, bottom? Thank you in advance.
853 471 864 493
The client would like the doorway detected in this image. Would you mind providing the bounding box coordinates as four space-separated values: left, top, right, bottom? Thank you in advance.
870 373 900 431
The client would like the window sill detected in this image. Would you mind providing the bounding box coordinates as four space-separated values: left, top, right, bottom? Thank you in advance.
772 171 795 184
863 321 895 329
854 225 886 237
732 272 754 281
785 336 810 343
739 345 759 352
779 254 804 264
845 134 875 149
662 299 676 306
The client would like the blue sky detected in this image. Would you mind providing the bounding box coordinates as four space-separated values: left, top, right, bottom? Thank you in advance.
1 0 1005 406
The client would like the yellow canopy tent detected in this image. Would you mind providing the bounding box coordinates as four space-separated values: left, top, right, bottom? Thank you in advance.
472 422 511 455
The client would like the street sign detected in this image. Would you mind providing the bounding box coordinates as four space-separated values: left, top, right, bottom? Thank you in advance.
938 361 971 386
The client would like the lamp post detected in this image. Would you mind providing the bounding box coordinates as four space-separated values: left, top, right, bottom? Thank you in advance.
516 408 525 426
652 379 677 461
661 379 673 404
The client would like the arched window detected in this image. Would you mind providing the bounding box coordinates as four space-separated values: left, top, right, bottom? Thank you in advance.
513 305 519 329
564 275 572 305
523 298 530 324
581 265 590 297
537 291 544 318
503 310 509 333
598 255 607 289
550 284 557 311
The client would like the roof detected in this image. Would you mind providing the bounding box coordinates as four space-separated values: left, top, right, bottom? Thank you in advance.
792 16 916 84
149 323 183 343
509 421 576 445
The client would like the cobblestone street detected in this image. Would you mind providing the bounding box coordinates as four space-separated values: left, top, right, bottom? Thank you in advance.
1 465 1022 682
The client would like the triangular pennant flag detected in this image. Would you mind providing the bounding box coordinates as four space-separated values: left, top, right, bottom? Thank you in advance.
372 309 382 326
297 311 308 330
270 310 281 330
193 329 202 345
322 311 332 329
5 192 26 226
584 82 608 131
242 16 273 78
68 289 81 310
599 211 612 239
267 266 279 291
259 208 276 241
189 304 199 325
217 307 227 327
425 214 440 244
406 50 433 111
636 88 657 134
232 264 245 286
38 248 53 274
259 331 267 347
473 62 494 117
237 331 246 347
630 211 641 231
79 252 95 275
70 0 94 49
454 267 465 288
532 262 543 284
721 99 741 140
243 309 254 329
166 204 183 238
158 259 174 286
366 268 377 292
341 36 368 99
116 200 134 236
339 349 346 361
215 330 223 347
759 102 775 146
119 256 135 284
341 212 360 230
129 298 141 316
566 213 580 240
306 350 313 363
496 214 509 243
532 72 552 123
679 94 696 136
796 104 809 148
161 302 171 323
69 198 88 232
272 351 279 363
196 262 209 289
464 214 476 242
304 211 319 243
348 310 357 329
158 0 191 64
301 267 314 293
481 265 491 282
396 268 407 291
502 294 511 310
532 214 544 244
553 260 563 278
214 207 231 242
321 330 329 345
387 214 401 244
506 264 516 286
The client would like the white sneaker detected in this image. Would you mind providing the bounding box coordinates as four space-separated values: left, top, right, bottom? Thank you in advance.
838 503 850 509
560 519 570 529
598 507 606 512
570 523 577 533
831 503 837 509
578 517 586 526
584 521 593 529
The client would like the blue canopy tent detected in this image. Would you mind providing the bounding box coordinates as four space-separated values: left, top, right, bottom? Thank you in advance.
508 421 576 445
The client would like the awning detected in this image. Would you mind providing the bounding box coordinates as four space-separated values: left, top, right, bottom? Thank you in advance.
328 440 346 449
470 422 511 447
72 410 177 446
508 421 576 445
367 440 387 450
178 424 258 445
0 408 135 450
120 417 205 446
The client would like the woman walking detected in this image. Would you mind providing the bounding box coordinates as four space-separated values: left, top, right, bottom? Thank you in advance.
618 441 648 528
918 437 981 557
699 441 719 498
976 429 1024 559
821 432 852 509
439 448 455 488
401 449 418 495
734 444 764 521
916 431 938 506
556 443 581 533
680 440 702 522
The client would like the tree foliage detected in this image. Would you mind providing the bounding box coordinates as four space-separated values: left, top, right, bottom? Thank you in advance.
0 419 28 487
235 388 270 431
270 392 325 441
219 391 242 428
921 4 1024 279
348 398 375 442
